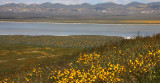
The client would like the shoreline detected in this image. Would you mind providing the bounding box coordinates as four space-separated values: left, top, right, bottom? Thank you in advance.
0 34 152 39
1 20 160 25
0 34 121 37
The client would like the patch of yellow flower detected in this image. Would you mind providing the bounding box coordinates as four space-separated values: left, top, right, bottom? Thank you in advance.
2 48 159 82
43 53 125 83
21 48 160 82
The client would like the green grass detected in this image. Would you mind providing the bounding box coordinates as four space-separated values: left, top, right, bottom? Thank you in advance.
0 44 80 73
0 35 122 74
0 34 159 83
0 35 122 48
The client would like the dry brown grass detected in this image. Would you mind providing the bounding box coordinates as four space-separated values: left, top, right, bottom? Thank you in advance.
121 20 160 24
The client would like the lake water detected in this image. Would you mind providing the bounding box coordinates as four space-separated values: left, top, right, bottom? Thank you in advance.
0 22 160 37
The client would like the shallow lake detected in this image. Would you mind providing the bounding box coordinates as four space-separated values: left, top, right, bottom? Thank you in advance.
0 22 160 37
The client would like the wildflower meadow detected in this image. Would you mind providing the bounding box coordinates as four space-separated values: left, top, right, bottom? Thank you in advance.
0 34 160 83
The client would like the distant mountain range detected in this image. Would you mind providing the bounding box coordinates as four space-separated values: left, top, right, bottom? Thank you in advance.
0 2 160 20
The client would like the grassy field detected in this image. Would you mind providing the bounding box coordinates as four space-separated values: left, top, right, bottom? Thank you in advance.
0 34 160 83
0 35 122 48
0 44 80 73
1 19 160 24
0 35 122 74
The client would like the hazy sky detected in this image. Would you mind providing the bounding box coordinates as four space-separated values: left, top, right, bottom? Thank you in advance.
0 0 160 5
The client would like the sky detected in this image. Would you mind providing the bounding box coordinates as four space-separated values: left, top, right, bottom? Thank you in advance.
0 0 160 5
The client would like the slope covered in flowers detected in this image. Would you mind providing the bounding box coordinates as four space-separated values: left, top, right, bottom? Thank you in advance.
1 34 160 83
